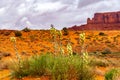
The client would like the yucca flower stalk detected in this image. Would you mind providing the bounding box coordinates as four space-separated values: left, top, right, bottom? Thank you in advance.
79 33 89 64
50 25 58 55
10 37 22 67
58 30 64 55
67 42 73 56
79 33 85 47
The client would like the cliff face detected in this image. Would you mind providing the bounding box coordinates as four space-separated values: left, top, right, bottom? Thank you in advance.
69 11 120 30
87 12 120 24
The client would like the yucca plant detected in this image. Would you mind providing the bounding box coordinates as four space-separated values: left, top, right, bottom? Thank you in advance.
10 37 23 79
10 37 21 65
50 25 58 55
50 25 64 55
67 42 73 56
79 32 89 65
58 30 64 55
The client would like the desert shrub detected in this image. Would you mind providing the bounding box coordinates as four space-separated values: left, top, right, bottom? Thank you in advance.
22 27 30 32
90 59 109 67
0 52 11 60
101 48 112 54
51 56 70 80
0 60 9 70
9 54 95 80
77 66 95 80
99 32 106 36
28 55 49 76
105 68 120 80
9 54 53 78
0 31 3 35
105 40 111 43
29 35 36 42
74 31 80 35
62 27 69 35
86 36 91 39
2 52 11 57
72 52 77 55
10 59 30 79
14 31 22 37
4 31 11 36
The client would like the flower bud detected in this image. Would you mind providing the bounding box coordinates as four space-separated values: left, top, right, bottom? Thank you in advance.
10 37 16 42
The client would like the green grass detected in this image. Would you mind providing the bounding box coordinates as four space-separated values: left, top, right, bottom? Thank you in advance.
9 54 95 80
105 68 120 80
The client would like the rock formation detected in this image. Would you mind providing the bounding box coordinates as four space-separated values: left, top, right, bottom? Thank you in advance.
69 11 120 30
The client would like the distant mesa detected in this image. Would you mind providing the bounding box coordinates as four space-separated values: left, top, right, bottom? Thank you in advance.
69 11 120 30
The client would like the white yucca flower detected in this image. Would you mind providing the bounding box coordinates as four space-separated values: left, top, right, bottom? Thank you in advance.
79 33 89 64
10 36 21 67
79 33 85 45
10 37 16 42
67 42 73 56
83 52 89 64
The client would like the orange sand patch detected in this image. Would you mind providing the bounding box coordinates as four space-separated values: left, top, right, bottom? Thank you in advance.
0 30 120 55
21 76 49 80
96 75 104 80
0 70 10 80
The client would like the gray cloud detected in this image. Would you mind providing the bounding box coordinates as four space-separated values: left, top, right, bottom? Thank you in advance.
0 0 120 30
78 0 102 8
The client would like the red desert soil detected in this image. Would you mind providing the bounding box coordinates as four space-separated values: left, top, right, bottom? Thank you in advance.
0 70 10 80
0 30 120 80
0 30 120 55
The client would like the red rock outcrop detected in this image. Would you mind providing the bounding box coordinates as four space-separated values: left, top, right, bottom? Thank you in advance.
69 11 120 30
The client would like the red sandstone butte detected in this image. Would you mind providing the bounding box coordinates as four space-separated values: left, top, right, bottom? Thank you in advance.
69 11 120 30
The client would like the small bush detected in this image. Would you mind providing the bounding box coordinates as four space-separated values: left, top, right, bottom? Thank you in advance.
22 27 30 32
101 48 112 54
105 68 120 80
29 35 36 42
99 32 106 36
4 31 11 36
0 60 9 70
105 40 111 43
62 27 69 35
14 31 22 37
2 52 11 57
0 52 11 59
90 59 109 67
86 36 91 39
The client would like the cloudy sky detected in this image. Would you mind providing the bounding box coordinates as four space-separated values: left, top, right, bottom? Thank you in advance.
0 0 120 30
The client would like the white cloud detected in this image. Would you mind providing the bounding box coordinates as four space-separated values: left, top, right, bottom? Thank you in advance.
20 17 28 22
26 0 32 2
17 3 27 15
0 7 6 15
33 1 67 14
